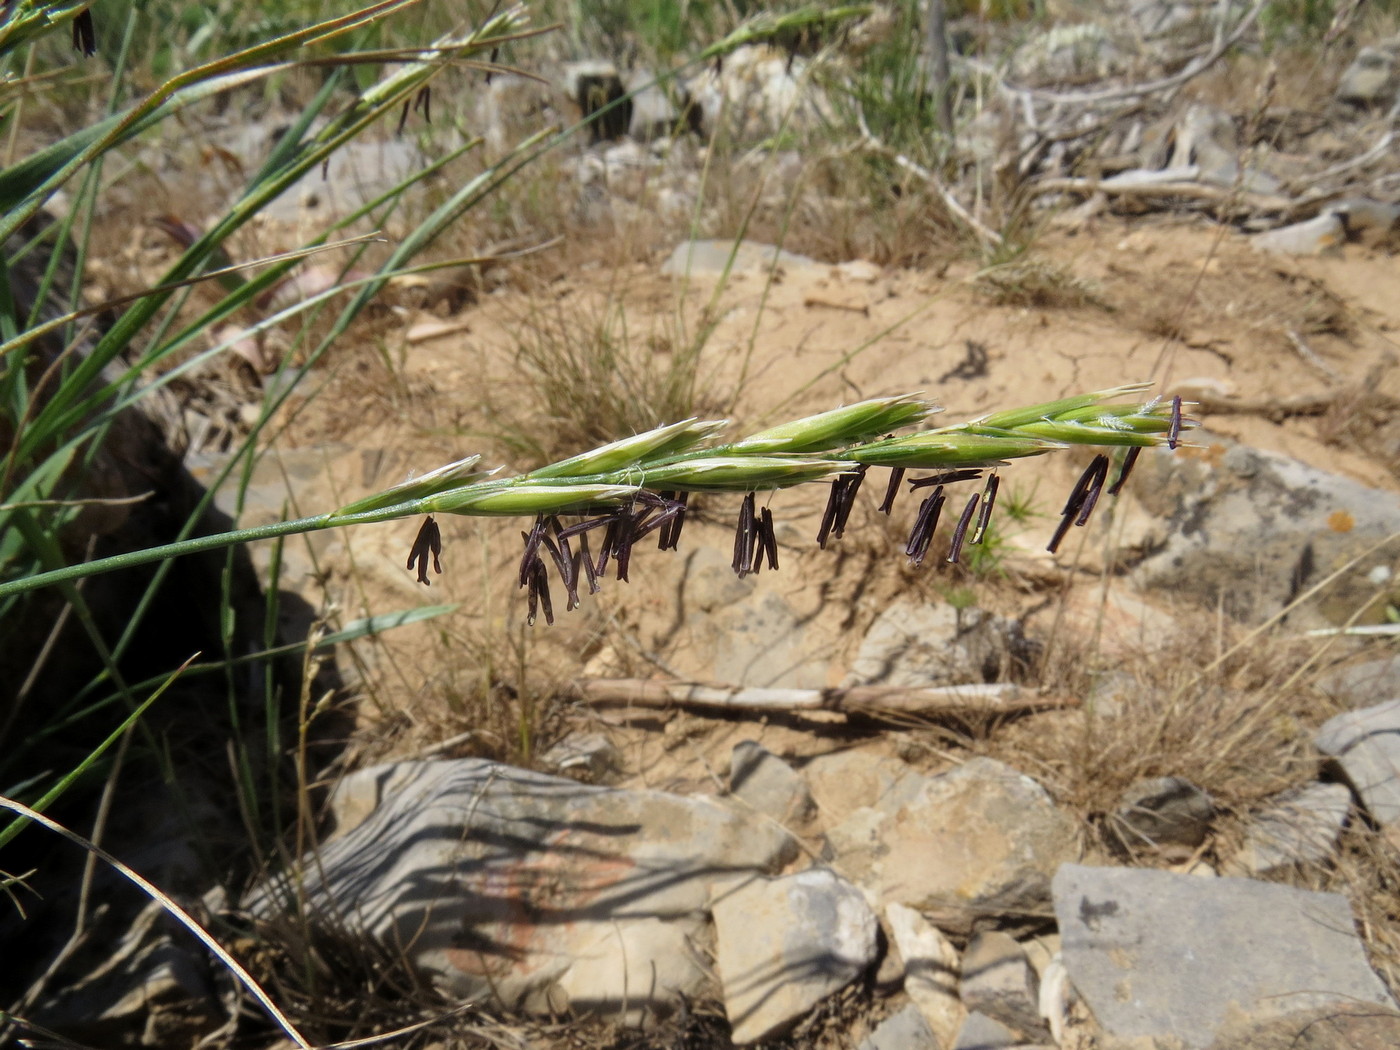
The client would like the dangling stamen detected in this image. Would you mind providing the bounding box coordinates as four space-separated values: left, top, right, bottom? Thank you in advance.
947 495 980 564
406 516 443 586
1048 455 1110 553
971 474 1000 545
733 493 758 577
907 469 984 490
1168 396 1183 450
527 558 554 626
1107 446 1141 497
832 465 868 539
879 467 905 514
1074 455 1110 527
518 515 547 588
759 507 779 571
906 488 946 567
577 532 600 595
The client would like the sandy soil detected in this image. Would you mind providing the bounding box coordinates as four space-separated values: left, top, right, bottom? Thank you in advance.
243 215 1400 807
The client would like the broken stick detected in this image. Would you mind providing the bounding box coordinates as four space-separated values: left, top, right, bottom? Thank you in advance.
564 678 1076 719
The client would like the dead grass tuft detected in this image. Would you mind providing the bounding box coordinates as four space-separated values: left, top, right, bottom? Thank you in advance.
995 617 1338 824
484 287 725 469
974 252 1109 311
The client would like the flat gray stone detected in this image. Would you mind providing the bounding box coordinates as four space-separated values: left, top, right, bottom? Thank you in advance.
660 238 816 278
1227 783 1351 875
859 1004 940 1050
1132 443 1400 624
1335 197 1400 246
953 1011 1022 1050
1053 864 1396 1050
959 931 1045 1039
249 759 797 1020
1252 213 1346 256
1315 701 1400 847
830 758 1078 935
712 867 878 1044
729 741 815 826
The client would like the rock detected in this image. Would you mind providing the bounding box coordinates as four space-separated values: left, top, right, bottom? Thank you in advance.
1011 24 1127 83
1336 47 1397 106
1252 213 1346 256
710 589 825 689
1206 1002 1400 1050
1167 103 1280 194
804 749 925 826
712 867 879 1044
859 1004 940 1050
1226 782 1351 875
685 44 832 141
1335 197 1400 247
538 732 624 783
829 758 1078 935
561 60 630 142
1108 776 1215 857
1315 701 1400 848
1128 0 1210 40
886 903 965 1049
1037 952 1074 1046
250 759 799 1021
1317 655 1400 708
953 1010 1022 1050
959 931 1046 1040
1052 864 1398 1050
660 238 817 278
842 602 1032 689
625 70 696 141
729 741 816 826
1131 442 1400 624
